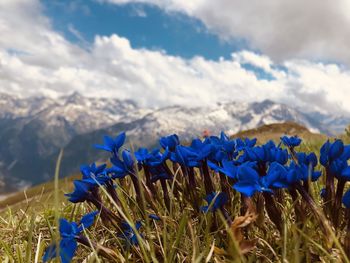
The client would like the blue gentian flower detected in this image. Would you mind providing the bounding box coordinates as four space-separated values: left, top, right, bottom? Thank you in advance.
147 148 170 166
94 132 126 154
171 145 200 167
160 134 180 151
319 139 350 181
272 148 288 165
320 139 344 166
201 192 228 213
281 135 302 148
286 162 321 183
107 150 135 179
233 163 265 197
149 165 172 182
297 152 318 167
134 148 151 163
262 162 289 189
190 138 216 161
235 137 257 151
81 171 111 186
80 163 110 186
208 131 236 153
43 211 98 263
119 221 142 246
65 180 92 203
80 163 106 178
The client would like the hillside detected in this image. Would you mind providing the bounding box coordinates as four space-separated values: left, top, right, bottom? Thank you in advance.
233 121 328 143
0 122 329 211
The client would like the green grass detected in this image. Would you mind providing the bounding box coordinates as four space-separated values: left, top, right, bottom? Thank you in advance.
1 128 350 262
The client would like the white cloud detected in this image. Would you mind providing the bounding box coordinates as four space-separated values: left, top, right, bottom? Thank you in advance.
102 0 350 65
1 0 350 116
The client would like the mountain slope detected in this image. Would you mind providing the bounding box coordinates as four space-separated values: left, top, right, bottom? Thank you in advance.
0 92 347 194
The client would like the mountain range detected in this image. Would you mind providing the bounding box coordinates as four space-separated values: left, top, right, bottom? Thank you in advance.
0 92 349 195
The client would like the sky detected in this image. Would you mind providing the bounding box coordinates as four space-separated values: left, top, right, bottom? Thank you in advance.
0 0 350 115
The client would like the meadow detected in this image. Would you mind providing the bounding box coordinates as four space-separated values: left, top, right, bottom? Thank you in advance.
1 122 350 263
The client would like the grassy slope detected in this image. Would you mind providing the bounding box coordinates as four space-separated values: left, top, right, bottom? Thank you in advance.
0 121 328 211
0 122 348 262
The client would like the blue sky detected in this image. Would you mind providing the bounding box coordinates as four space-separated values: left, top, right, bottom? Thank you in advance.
42 0 245 60
42 0 275 80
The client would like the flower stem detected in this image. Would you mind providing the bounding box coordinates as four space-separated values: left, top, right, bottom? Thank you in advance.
201 161 214 195
105 181 121 207
333 179 345 229
263 192 283 233
325 167 335 217
160 179 171 211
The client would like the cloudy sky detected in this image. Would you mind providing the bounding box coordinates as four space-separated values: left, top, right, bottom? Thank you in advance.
0 0 350 114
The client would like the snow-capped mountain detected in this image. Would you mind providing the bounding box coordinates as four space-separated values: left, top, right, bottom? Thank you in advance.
124 100 331 146
0 92 348 194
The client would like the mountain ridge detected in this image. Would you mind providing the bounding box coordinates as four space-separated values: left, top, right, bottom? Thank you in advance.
0 92 348 194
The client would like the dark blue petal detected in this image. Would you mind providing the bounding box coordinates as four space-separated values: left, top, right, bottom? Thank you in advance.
43 243 57 262
59 218 73 236
237 164 259 182
200 205 210 213
329 139 344 161
320 188 326 199
94 144 112 152
311 171 322 181
79 211 99 231
149 214 161 220
114 132 126 150
65 180 90 203
341 166 350 181
320 140 330 166
233 183 261 197
60 238 78 263
103 135 115 149
122 150 134 169
343 189 350 208
281 135 302 147
160 134 179 151
245 138 257 148
275 149 288 164
307 153 318 167
135 221 142 230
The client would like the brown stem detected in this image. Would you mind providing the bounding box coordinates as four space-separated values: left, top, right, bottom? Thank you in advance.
143 165 157 195
255 192 265 227
333 179 345 229
187 167 197 189
263 192 283 233
160 179 170 211
129 172 141 203
106 181 121 207
325 167 335 217
240 195 255 215
219 171 232 207
201 161 214 195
